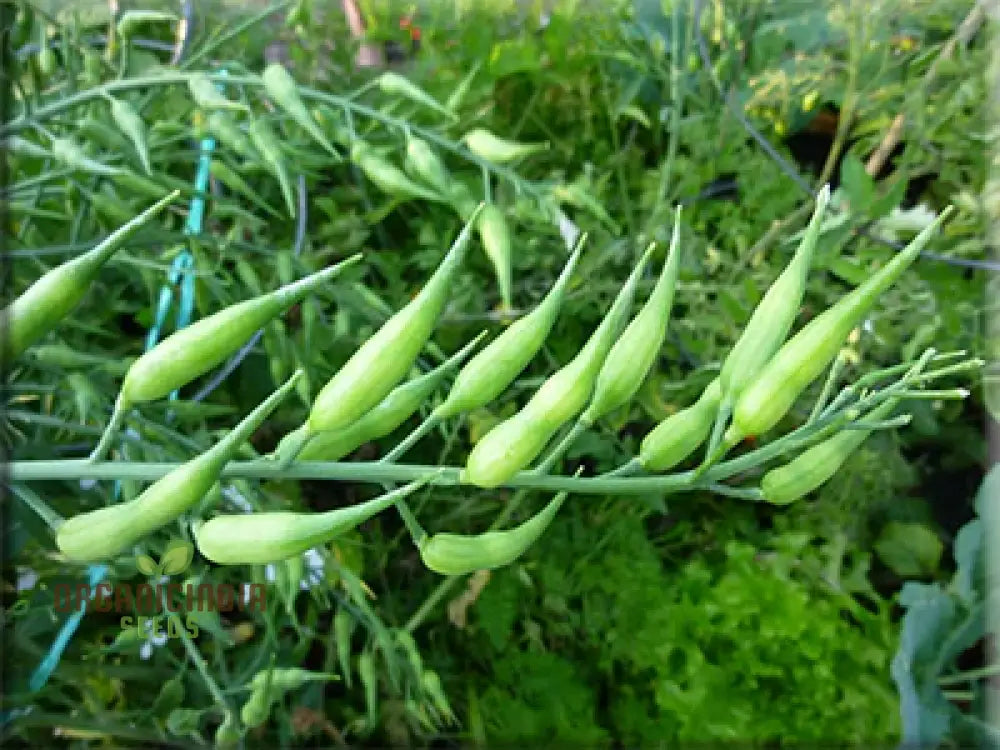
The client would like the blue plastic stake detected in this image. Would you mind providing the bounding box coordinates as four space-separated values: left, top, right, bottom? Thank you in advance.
24 70 228 698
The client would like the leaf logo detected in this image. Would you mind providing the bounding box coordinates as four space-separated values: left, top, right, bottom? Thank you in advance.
136 539 194 577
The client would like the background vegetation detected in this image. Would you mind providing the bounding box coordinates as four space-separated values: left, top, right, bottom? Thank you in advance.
3 0 995 746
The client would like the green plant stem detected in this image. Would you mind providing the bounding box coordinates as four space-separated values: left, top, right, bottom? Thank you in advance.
807 353 847 425
382 414 441 464
404 419 588 633
157 588 234 727
377 414 445 543
88 395 127 463
10 484 64 531
645 0 686 235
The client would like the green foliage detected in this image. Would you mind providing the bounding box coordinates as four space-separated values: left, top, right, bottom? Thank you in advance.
453 507 901 745
2 0 990 747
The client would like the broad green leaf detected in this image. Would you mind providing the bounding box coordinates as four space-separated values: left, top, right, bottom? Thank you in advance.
874 522 943 578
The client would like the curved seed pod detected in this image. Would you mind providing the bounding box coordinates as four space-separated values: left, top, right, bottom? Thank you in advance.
445 61 481 113
205 111 260 162
476 204 513 311
447 183 478 221
464 245 655 489
404 135 451 195
761 398 899 505
421 671 456 725
351 142 443 203
462 128 548 163
280 332 486 462
240 689 272 729
56 373 301 562
638 378 722 471
583 211 684 425
36 39 56 78
27 343 133 375
377 72 452 118
106 95 151 174
249 668 339 692
435 238 585 419
112 170 190 201
260 63 339 157
188 72 246 111
209 160 281 218
358 650 377 729
725 206 953 447
308 207 483 433
334 608 354 687
119 255 361 406
248 118 296 217
719 185 830 409
214 715 241 748
2 191 178 362
193 474 438 564
418 488 568 575
50 137 123 177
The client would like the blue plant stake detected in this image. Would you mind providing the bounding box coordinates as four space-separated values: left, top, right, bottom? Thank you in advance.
25 71 228 698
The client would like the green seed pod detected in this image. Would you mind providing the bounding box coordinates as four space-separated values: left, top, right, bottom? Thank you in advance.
3 135 51 160
205 111 260 162
209 160 281 218
358 650 378 727
260 63 339 157
760 398 899 505
445 61 481 113
194 474 438 564
725 206 953 447
334 607 354 687
404 135 451 195
78 113 129 152
249 668 339 692
421 670 456 725
351 142 443 203
214 715 241 748
2 191 178 362
638 378 722 471
463 245 654 489
583 212 684 425
248 118 296 217
56 373 301 562
418 488 568 575
36 37 56 78
308 207 483 433
377 72 452 118
447 183 479 222
462 128 548 163
240 689 272 729
83 49 103 84
279 332 486 462
28 343 133 375
50 136 123 177
719 185 830 409
119 255 361 406
476 204 513 311
435 239 585 419
151 674 186 717
106 95 152 175
112 170 190 201
188 72 247 112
